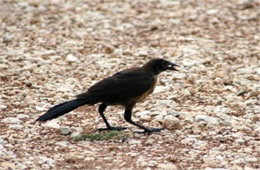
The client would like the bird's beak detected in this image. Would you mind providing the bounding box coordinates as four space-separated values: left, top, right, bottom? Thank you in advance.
166 62 179 71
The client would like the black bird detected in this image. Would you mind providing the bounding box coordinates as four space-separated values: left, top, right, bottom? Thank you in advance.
36 58 179 133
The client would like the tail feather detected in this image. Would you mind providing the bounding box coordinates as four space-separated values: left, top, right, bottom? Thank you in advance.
36 99 88 122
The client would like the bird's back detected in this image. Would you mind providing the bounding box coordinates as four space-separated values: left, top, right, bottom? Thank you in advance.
77 67 156 106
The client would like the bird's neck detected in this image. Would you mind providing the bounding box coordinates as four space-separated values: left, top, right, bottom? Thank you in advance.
142 66 161 76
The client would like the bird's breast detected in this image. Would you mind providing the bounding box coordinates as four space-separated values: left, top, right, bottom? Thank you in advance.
137 75 158 102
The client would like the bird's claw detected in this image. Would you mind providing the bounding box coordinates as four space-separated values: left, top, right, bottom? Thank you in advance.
135 127 164 134
97 126 127 131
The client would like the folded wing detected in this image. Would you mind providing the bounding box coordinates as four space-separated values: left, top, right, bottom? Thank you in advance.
77 70 153 104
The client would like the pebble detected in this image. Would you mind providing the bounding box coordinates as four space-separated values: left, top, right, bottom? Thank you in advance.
0 138 7 144
1 162 16 169
245 156 258 163
0 144 5 151
236 139 245 144
0 104 7 110
128 139 141 145
136 111 151 121
135 49 148 56
103 43 114 54
215 135 231 142
162 116 181 130
70 132 80 138
9 124 24 130
194 115 218 125
38 156 55 165
66 54 78 62
239 0 254 9
16 114 30 120
181 58 199 67
172 72 187 79
181 136 197 145
193 140 208 150
42 120 60 129
35 106 46 111
2 34 12 44
56 141 70 147
158 163 178 170
2 117 21 124
60 126 71 135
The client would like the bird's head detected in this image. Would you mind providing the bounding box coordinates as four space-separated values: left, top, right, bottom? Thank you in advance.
143 58 179 75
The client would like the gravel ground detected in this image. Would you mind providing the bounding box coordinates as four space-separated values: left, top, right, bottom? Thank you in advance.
0 0 259 169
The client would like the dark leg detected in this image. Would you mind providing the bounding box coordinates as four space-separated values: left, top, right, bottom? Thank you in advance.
97 103 126 131
124 105 164 133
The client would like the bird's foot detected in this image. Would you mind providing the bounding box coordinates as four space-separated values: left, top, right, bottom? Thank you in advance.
135 127 164 134
97 126 127 131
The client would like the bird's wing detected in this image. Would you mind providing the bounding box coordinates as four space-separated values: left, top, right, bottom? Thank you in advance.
77 69 153 101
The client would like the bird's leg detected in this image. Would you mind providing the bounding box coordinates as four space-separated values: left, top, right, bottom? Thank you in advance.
124 105 164 133
97 103 126 131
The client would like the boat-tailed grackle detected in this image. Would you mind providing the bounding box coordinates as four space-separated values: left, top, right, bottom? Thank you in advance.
36 58 179 133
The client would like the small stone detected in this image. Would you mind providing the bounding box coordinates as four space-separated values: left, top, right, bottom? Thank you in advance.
162 116 181 130
181 58 199 67
219 120 231 126
38 156 55 165
35 106 46 111
236 139 245 144
1 162 16 169
136 111 151 121
9 124 23 130
167 155 178 162
60 126 71 135
16 114 30 120
41 164 51 169
2 34 12 44
146 160 158 167
70 132 80 138
135 49 148 56
2 117 21 124
25 81 32 87
238 67 254 74
194 115 218 125
0 138 7 144
0 104 7 110
216 135 231 142
232 157 246 164
193 140 208 150
216 155 224 161
230 165 243 170
128 139 141 145
168 111 181 118
66 54 78 62
243 147 253 153
239 0 254 9
0 144 5 151
56 141 69 147
42 120 60 129
103 44 114 54
245 156 258 163
158 163 178 170
154 86 169 93
172 72 187 79
237 89 247 96
181 136 197 145
246 90 260 100
207 9 218 15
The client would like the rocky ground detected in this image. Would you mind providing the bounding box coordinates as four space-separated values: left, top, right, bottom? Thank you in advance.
0 0 259 169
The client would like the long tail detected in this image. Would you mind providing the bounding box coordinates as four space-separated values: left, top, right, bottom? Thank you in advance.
36 99 89 122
